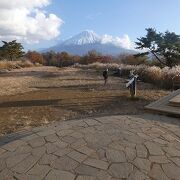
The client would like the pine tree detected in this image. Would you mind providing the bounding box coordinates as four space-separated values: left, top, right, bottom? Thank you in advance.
0 40 25 61
135 28 180 67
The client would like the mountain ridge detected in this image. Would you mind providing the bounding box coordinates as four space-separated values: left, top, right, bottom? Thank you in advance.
43 30 137 55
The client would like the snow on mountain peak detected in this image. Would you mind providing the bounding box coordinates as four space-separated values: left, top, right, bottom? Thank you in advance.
62 30 101 45
60 30 132 50
44 30 135 55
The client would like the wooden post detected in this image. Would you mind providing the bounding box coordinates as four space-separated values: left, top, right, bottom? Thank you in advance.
133 76 137 97
129 77 136 98
130 85 134 98
126 75 138 98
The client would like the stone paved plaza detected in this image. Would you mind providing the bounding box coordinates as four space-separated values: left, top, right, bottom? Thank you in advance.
0 114 180 180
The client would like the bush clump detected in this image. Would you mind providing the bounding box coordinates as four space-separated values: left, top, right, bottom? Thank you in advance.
74 62 180 89
0 59 37 70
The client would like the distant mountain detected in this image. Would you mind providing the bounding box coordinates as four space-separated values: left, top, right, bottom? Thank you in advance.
43 30 136 55
62 30 101 45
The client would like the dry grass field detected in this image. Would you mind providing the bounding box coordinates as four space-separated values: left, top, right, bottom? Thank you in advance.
0 66 169 136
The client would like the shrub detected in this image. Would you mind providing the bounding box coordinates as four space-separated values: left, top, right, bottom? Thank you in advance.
25 51 44 64
0 59 35 70
74 62 180 89
118 54 148 65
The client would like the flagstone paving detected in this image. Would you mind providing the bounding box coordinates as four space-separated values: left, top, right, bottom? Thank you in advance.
0 114 180 180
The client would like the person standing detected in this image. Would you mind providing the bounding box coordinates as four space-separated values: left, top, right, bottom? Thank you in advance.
103 68 108 85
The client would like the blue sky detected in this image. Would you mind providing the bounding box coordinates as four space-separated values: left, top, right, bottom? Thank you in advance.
1 0 180 50
48 0 180 38
37 0 180 50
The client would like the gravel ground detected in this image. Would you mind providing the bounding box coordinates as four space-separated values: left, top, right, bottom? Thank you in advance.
0 66 169 136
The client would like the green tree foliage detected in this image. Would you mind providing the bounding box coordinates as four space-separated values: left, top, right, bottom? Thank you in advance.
0 40 25 61
135 28 180 67
0 48 3 60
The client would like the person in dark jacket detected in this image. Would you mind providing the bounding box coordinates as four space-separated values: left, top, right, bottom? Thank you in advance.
103 68 108 85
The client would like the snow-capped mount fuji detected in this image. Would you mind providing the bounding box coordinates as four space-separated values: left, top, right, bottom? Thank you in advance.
62 30 101 45
44 30 136 55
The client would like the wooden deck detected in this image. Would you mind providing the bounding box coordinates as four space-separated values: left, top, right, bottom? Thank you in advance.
169 94 180 107
145 89 180 117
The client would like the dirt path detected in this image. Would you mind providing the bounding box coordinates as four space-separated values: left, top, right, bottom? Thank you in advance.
0 66 168 136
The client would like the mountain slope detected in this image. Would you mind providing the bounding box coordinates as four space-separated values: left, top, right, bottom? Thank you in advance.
62 30 101 45
44 30 136 55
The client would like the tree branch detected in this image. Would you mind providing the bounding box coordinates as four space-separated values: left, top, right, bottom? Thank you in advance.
150 50 167 66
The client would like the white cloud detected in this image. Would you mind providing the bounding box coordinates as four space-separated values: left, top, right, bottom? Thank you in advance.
0 0 63 43
101 34 133 49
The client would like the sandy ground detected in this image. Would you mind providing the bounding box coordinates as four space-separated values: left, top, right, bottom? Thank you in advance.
0 66 169 136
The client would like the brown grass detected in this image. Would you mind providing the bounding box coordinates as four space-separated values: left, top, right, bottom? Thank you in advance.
0 60 39 70
0 66 169 136
75 62 180 89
